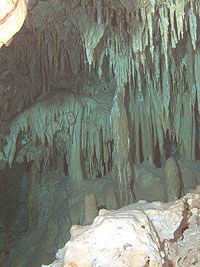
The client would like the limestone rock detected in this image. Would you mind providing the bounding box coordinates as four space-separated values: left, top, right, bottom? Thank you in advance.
168 193 200 266
48 209 162 267
44 193 200 267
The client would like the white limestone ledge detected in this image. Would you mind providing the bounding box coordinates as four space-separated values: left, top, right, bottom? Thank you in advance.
42 191 200 267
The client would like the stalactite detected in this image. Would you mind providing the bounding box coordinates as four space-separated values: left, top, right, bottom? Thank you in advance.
162 65 170 134
84 22 106 67
97 0 102 24
186 36 196 109
169 6 178 49
195 48 200 111
189 2 197 50
159 6 169 70
175 0 185 40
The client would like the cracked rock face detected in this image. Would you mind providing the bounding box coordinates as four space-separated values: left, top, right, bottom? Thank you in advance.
44 193 200 267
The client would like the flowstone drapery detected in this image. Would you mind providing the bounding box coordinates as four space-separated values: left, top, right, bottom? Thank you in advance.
0 89 113 190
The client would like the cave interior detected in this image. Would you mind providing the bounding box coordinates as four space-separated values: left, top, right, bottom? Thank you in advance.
1 0 200 266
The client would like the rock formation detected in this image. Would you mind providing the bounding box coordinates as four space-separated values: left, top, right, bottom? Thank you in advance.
0 0 200 266
43 192 200 267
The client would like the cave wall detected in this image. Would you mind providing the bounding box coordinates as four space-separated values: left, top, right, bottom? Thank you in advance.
1 0 200 264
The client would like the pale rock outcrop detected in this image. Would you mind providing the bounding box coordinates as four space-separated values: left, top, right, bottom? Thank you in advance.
43 193 200 267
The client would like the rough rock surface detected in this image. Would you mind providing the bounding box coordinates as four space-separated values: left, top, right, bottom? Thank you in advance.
43 193 200 267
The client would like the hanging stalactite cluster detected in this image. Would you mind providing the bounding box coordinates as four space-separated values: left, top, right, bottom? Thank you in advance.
78 0 200 163
0 89 114 191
